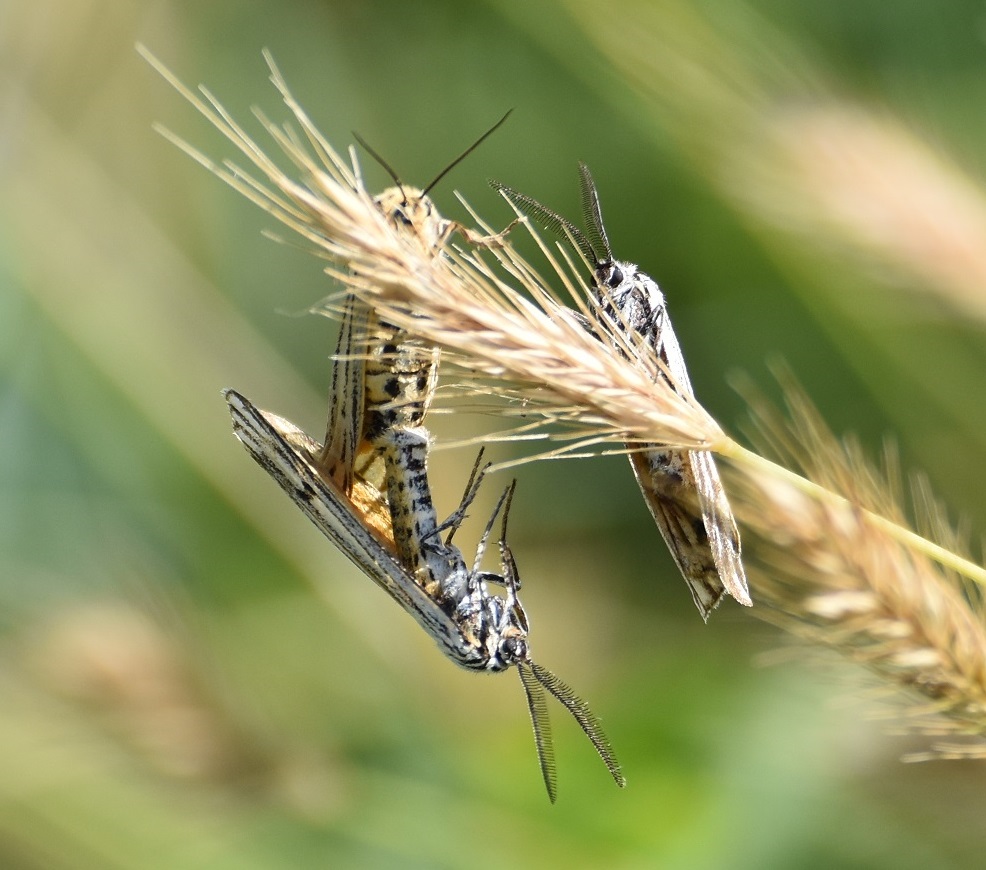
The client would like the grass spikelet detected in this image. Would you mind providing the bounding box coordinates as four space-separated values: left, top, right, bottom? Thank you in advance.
730 371 986 757
139 46 720 457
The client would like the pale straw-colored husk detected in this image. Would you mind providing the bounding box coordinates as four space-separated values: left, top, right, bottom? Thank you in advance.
731 373 986 758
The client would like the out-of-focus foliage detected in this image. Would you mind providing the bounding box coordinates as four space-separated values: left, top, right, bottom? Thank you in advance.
1 1 984 867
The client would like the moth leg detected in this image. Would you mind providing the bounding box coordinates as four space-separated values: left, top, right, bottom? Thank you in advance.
434 448 490 544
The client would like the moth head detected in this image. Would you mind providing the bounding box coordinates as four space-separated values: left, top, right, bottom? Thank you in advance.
494 565 530 669
463 582 529 673
496 627 530 668
356 111 510 242
480 546 532 672
596 260 626 290
474 477 533 672
373 186 445 245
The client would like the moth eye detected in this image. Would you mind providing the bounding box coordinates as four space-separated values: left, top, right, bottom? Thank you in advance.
393 208 413 226
501 636 528 663
607 265 624 287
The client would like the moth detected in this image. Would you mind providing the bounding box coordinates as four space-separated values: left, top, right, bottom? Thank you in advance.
224 389 624 801
319 118 514 496
491 165 752 620
322 130 512 589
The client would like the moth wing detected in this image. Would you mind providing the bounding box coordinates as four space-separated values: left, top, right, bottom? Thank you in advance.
639 316 752 615
225 389 472 658
653 310 694 396
686 448 751 608
321 292 371 492
628 448 726 620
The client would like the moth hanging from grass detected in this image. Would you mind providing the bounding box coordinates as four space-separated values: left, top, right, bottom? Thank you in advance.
224 389 623 801
491 165 752 620
319 115 515 495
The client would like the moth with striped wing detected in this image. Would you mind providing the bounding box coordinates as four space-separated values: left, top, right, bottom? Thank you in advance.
492 165 751 620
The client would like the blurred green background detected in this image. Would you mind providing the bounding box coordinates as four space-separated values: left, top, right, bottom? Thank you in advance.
3 0 986 867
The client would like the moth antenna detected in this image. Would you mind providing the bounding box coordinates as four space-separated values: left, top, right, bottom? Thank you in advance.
530 661 625 789
577 162 613 263
518 662 557 803
351 131 407 202
422 109 513 196
490 180 599 265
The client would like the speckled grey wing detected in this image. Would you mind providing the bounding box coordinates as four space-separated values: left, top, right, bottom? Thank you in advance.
632 318 751 619
320 292 372 492
320 283 440 497
686 445 749 608
629 447 747 620
224 388 475 662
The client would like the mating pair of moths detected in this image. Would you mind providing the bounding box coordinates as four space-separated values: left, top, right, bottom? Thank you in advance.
208 105 750 797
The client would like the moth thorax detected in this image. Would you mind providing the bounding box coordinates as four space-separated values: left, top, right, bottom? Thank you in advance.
594 260 665 335
438 562 472 610
632 270 665 309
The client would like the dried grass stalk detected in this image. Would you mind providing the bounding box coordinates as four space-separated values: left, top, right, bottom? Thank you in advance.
143 48 986 757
